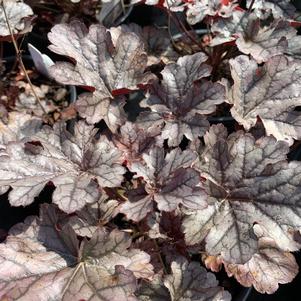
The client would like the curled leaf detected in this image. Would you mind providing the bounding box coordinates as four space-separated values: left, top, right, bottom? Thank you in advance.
224 236 298 294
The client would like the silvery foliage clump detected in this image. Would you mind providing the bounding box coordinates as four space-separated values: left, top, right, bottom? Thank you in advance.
0 0 301 299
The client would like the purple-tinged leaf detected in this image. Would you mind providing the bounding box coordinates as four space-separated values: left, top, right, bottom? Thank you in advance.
115 24 179 66
138 274 170 301
183 125 301 264
0 204 78 301
68 196 119 238
247 0 296 19
82 228 154 280
0 204 153 300
48 20 155 131
120 147 205 221
121 187 154 223
212 12 296 63
0 112 42 195
235 18 295 63
229 55 301 145
210 10 245 46
204 123 228 150
0 0 33 40
137 257 231 301
164 257 231 301
0 121 125 213
138 53 225 146
186 0 239 25
224 232 298 294
113 121 163 165
0 111 42 146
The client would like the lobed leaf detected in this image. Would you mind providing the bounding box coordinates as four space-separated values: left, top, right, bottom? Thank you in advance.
0 121 125 213
186 0 239 25
164 257 231 301
211 11 296 63
0 111 42 146
0 204 153 300
120 146 205 221
137 257 230 301
0 0 33 40
229 55 301 145
48 20 155 131
183 125 301 264
247 0 295 19
113 24 179 66
113 121 163 165
202 224 298 294
138 53 225 146
68 196 119 237
224 238 298 294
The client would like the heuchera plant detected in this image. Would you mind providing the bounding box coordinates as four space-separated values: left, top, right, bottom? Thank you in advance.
1 0 301 299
